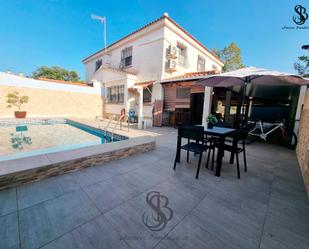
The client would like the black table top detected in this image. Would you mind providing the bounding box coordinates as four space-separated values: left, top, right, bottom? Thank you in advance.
197 126 236 136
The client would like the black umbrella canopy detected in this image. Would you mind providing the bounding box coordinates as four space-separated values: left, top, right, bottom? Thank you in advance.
197 67 309 87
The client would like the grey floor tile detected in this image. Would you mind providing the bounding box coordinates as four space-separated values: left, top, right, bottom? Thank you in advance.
41 215 129 249
103 156 145 174
265 210 309 240
105 201 158 249
155 174 218 200
132 151 166 165
154 238 184 249
260 219 309 249
0 212 19 249
120 164 172 193
0 188 17 216
191 196 264 249
206 189 268 224
161 214 235 249
72 164 117 188
271 177 307 198
83 175 139 213
17 173 80 209
105 185 201 249
19 190 100 249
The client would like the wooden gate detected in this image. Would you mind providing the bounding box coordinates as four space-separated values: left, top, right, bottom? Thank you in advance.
153 99 163 126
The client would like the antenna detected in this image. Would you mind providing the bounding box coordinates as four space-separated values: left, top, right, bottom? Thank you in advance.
91 14 106 51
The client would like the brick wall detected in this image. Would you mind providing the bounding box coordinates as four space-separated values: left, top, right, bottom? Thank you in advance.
297 89 309 197
0 86 103 118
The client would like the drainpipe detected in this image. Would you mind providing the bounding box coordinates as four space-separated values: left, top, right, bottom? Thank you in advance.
138 87 144 129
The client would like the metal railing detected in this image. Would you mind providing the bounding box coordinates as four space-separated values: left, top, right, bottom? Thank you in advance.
100 115 130 142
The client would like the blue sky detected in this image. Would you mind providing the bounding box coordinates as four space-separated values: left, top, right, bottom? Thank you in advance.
0 0 308 80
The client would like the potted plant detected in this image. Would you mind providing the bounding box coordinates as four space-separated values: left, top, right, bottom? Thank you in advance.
207 114 218 129
6 91 29 118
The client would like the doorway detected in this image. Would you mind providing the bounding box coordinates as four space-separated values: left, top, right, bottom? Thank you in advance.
190 93 204 124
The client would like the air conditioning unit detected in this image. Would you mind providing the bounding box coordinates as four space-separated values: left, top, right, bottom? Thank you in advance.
166 45 178 59
165 59 177 73
102 54 111 66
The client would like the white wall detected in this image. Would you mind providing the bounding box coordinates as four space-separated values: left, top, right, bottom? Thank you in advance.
0 72 101 95
84 23 165 84
161 25 222 79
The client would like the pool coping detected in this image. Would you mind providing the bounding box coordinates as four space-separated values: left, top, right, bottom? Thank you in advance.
0 135 155 190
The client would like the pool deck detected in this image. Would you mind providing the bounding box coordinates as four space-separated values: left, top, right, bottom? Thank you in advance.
0 126 309 249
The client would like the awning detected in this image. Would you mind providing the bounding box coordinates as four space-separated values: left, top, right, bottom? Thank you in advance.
134 80 155 88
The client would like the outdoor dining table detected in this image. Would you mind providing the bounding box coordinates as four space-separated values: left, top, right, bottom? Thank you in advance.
199 126 236 177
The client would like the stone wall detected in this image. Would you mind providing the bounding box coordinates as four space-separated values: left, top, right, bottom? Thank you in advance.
0 136 155 190
297 89 309 197
0 85 103 118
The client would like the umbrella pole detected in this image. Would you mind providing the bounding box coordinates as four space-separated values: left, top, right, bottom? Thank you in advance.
234 85 245 128
231 81 247 164
234 77 249 128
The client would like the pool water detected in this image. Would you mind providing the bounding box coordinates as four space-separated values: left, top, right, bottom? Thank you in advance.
0 119 126 161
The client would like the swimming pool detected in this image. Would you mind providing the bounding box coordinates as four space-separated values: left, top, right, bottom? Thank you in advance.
0 119 127 161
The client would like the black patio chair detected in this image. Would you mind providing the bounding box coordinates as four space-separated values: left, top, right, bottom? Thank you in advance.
207 128 248 178
173 125 208 179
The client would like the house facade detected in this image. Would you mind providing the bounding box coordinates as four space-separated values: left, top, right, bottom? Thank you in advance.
82 13 223 127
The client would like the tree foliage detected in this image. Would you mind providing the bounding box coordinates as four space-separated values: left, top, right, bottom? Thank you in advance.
6 91 29 110
294 54 309 77
213 42 245 72
32 66 81 82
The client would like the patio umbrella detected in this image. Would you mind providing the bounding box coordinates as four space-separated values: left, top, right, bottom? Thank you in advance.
197 66 308 87
197 67 308 127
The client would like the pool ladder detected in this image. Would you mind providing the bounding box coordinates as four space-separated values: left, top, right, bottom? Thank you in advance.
102 116 118 142
102 115 129 142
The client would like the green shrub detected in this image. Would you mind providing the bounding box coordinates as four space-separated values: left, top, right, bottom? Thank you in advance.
6 91 29 111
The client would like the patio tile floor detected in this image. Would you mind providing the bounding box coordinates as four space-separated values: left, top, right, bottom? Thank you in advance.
0 127 308 249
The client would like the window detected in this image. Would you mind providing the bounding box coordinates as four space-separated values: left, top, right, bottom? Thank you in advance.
197 55 205 72
106 85 124 104
176 87 190 99
143 85 152 103
177 42 187 66
121 46 133 67
95 59 102 71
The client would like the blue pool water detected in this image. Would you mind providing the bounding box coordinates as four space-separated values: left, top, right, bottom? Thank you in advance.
0 119 127 161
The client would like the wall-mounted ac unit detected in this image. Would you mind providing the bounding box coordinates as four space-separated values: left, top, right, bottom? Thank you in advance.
102 54 111 66
166 45 178 59
165 59 177 73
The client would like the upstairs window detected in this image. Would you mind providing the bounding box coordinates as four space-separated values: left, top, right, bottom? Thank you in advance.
95 59 102 71
121 46 133 67
177 42 187 66
197 55 205 72
106 85 124 104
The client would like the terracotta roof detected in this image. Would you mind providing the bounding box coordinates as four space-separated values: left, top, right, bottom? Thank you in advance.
82 14 223 64
160 70 218 83
134 80 155 88
38 78 90 87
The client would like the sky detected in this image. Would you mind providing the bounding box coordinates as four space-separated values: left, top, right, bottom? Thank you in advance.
0 0 308 80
